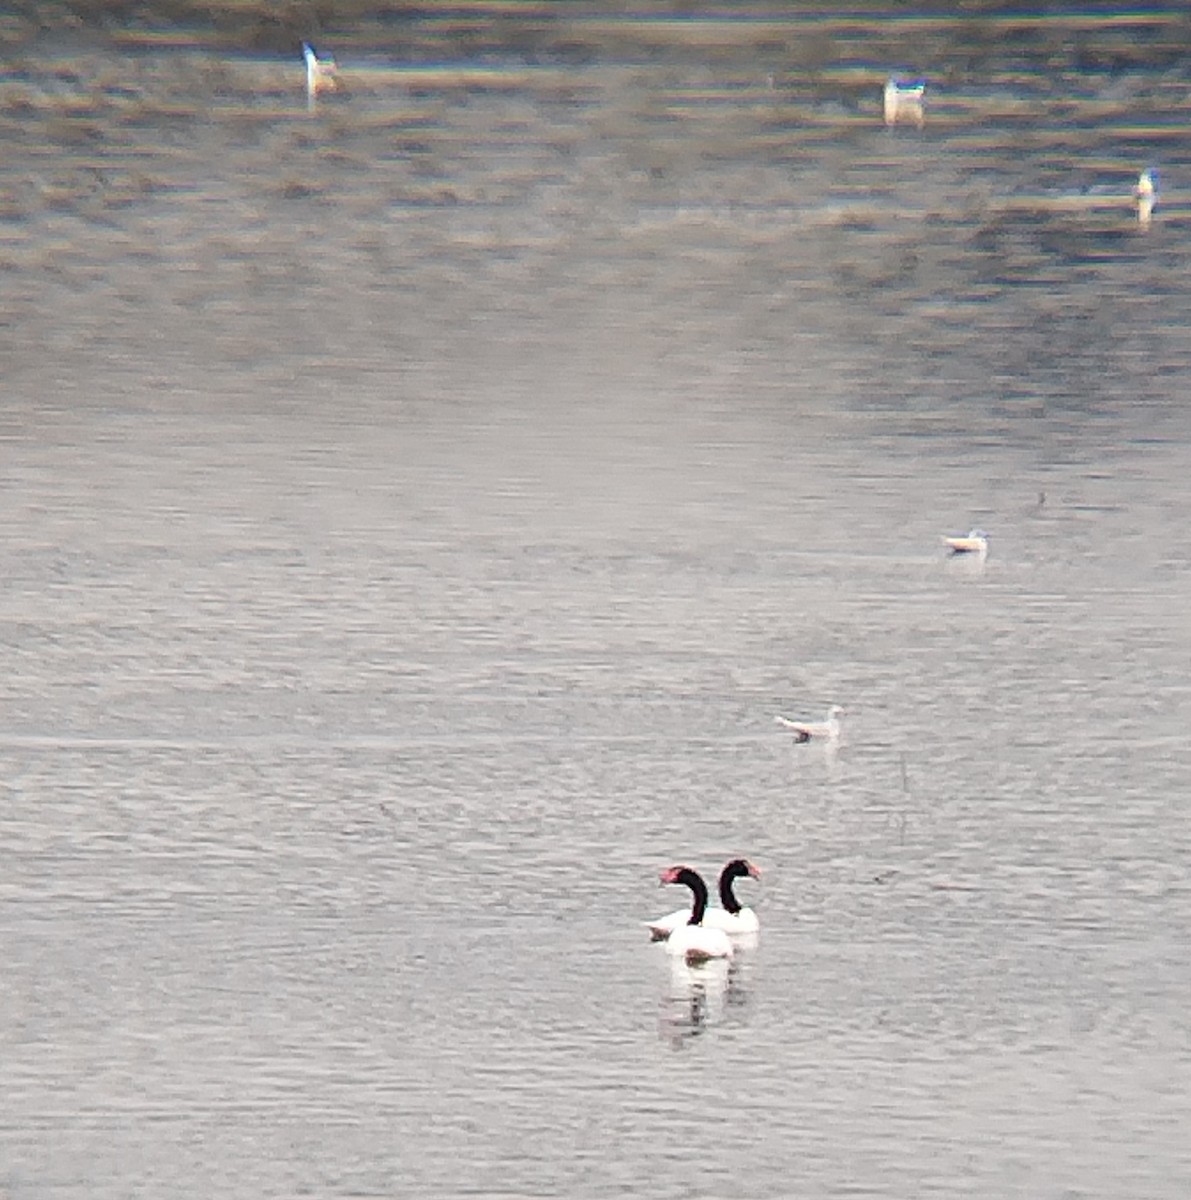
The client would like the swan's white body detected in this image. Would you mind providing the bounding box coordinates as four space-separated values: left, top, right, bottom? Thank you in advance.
775 705 843 742
647 903 759 938
302 42 337 105
713 904 760 935
647 906 693 940
942 529 989 556
666 922 733 965
884 78 925 128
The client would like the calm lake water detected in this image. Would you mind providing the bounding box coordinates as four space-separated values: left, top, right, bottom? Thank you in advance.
2 8 1191 1199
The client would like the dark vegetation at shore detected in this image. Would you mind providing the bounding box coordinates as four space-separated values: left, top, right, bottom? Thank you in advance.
1 0 1189 73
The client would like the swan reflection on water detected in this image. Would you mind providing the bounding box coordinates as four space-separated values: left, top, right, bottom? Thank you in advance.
657 951 754 1048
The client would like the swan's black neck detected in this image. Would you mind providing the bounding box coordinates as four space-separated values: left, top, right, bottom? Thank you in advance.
674 867 709 925
719 859 750 914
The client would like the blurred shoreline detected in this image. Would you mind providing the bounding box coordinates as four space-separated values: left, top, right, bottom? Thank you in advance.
1 1 1188 72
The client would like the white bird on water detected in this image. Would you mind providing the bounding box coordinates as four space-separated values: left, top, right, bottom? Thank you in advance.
1135 168 1157 230
302 42 338 108
942 529 989 556
884 77 925 128
774 705 843 743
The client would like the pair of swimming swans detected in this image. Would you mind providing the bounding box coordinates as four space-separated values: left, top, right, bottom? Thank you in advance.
648 859 760 965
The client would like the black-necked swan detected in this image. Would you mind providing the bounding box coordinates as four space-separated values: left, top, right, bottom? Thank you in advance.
655 866 734 965
712 858 761 934
646 859 761 939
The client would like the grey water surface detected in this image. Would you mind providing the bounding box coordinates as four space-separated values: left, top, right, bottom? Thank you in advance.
2 11 1191 1199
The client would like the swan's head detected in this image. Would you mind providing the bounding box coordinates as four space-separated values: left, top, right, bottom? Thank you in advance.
659 865 711 923
828 705 845 718
969 528 990 540
723 858 761 882
1137 168 1158 198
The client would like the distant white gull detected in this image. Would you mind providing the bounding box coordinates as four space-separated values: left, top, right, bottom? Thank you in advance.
302 42 338 107
989 169 1159 228
774 705 843 743
1135 167 1157 230
884 77 926 128
942 529 989 556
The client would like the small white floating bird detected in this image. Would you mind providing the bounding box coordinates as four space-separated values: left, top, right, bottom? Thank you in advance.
647 859 761 940
884 77 926 128
942 528 989 556
1135 168 1157 230
774 705 843 743
655 866 734 965
302 42 337 106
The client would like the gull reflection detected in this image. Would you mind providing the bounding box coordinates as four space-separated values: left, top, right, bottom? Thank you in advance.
944 551 988 580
